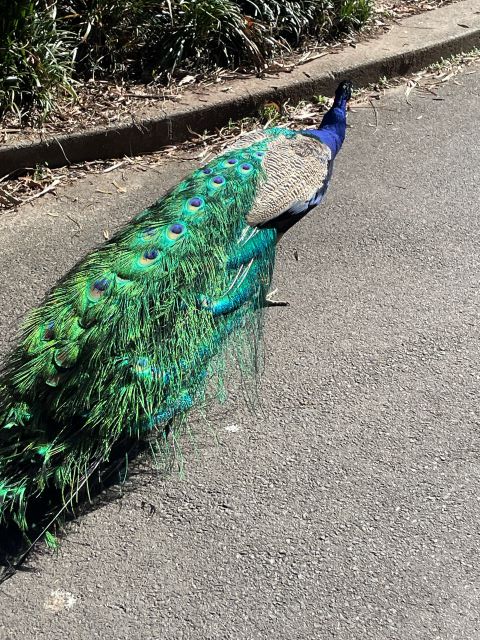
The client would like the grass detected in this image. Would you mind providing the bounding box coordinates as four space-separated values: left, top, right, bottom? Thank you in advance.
0 1 76 122
1 0 374 121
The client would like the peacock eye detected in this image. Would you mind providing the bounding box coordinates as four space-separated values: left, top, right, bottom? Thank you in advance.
88 278 110 302
167 223 185 240
239 162 253 174
139 248 160 265
54 345 78 369
210 175 226 188
43 321 55 341
134 356 149 373
255 151 264 157
185 196 204 213
202 167 213 175
224 157 238 167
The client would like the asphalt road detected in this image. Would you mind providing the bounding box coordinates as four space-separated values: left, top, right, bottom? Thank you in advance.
1 67 480 640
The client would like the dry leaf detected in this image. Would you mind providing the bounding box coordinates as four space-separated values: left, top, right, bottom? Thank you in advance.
112 180 126 193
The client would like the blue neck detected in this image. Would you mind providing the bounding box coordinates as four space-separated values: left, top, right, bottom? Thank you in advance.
304 95 348 158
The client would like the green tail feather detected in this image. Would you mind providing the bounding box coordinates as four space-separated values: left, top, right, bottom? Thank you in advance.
0 139 278 536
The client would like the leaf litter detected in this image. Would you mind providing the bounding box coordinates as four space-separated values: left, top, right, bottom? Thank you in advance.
0 44 477 213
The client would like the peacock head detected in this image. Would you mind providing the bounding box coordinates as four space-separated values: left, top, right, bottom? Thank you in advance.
333 80 353 107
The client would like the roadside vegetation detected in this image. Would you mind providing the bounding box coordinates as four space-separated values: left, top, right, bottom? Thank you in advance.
1 0 373 122
1 46 477 211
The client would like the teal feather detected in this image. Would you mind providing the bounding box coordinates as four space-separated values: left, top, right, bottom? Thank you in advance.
0 141 273 533
0 83 352 552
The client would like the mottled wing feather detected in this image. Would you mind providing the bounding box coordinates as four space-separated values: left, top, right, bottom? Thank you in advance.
229 130 272 148
231 130 332 227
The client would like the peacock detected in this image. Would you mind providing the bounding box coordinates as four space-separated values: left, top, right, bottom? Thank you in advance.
0 80 352 562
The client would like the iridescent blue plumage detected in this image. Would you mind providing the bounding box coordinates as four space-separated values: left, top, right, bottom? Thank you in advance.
303 80 352 158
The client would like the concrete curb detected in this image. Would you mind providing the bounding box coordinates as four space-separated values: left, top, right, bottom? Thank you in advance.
1 0 479 176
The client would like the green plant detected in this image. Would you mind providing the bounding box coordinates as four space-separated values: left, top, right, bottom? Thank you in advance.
0 1 76 121
259 100 281 124
150 0 266 75
59 0 374 80
315 94 330 106
58 0 155 78
0 0 374 121
332 0 373 33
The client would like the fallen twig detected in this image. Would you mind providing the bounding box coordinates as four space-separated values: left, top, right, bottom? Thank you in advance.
102 160 127 174
22 179 61 204
369 99 379 133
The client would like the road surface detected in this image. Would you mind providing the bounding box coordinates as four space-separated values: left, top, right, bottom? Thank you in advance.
0 66 479 639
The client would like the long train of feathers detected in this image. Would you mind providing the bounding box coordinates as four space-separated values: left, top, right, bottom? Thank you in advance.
0 81 352 572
